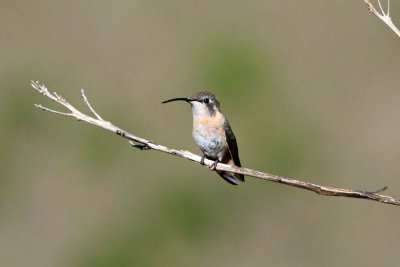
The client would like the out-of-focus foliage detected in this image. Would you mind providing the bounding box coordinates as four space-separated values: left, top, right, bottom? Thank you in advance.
1 1 400 266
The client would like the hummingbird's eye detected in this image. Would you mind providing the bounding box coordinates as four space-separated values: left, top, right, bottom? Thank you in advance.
203 98 210 104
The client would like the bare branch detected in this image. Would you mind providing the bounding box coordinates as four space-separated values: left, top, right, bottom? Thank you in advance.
364 0 400 38
31 81 400 206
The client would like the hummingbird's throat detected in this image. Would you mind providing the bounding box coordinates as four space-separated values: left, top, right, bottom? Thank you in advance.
191 101 217 117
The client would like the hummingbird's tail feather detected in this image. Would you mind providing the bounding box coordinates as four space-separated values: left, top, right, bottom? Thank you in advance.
217 171 245 185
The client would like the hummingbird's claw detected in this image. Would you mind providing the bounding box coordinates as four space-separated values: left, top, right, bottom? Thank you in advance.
210 160 219 171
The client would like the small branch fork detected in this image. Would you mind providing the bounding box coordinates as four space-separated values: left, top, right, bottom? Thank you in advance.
364 0 400 38
31 81 400 206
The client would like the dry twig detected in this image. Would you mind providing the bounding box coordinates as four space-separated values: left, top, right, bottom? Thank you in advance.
364 0 400 38
31 81 400 206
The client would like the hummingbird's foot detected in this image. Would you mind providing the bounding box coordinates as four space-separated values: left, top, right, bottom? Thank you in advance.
200 156 206 166
199 156 218 170
210 160 219 171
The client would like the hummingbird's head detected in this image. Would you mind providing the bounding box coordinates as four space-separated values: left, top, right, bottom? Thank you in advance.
162 91 221 117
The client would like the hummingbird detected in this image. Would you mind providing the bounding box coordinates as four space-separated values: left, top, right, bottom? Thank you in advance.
162 91 245 185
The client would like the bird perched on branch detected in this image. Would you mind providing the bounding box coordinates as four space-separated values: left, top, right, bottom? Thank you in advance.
162 91 244 185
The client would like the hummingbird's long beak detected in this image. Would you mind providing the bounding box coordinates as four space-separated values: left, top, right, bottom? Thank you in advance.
161 97 191 104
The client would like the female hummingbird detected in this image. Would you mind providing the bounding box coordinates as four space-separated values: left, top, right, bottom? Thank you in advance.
162 91 245 185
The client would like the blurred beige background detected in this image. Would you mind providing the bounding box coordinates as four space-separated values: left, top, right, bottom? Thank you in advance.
1 1 400 266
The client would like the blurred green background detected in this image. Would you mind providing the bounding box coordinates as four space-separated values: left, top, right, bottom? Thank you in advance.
1 1 400 266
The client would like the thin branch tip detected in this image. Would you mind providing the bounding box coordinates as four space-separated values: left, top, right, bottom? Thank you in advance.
80 88 104 120
31 80 47 94
357 186 388 197
375 185 388 193
34 104 71 116
34 103 43 109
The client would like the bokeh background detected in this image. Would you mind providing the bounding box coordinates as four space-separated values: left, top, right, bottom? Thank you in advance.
1 1 400 266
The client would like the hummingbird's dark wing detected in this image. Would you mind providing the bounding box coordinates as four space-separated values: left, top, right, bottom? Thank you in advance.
222 119 244 183
224 119 242 167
